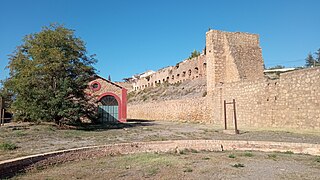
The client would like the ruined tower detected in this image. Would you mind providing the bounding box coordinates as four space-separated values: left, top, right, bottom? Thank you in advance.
205 29 264 125
206 29 264 94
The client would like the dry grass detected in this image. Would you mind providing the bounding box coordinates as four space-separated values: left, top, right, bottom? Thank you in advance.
16 151 320 180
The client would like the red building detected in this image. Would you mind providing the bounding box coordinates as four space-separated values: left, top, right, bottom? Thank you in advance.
87 75 127 123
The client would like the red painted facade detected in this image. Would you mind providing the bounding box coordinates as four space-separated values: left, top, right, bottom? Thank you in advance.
88 76 127 123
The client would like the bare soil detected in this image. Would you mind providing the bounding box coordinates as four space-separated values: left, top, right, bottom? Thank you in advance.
1 120 320 162
15 150 320 180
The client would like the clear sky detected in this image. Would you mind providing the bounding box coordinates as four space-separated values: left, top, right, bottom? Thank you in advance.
0 0 319 82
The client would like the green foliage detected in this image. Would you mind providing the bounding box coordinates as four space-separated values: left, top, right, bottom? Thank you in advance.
267 154 277 159
315 156 320 163
0 141 18 151
188 50 201 59
228 154 236 158
283 150 294 154
243 152 253 157
4 23 96 125
305 53 317 67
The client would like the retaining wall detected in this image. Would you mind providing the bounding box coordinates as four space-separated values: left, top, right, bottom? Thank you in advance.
1 140 319 179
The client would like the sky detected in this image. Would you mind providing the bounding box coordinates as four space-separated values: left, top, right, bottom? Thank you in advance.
0 0 319 82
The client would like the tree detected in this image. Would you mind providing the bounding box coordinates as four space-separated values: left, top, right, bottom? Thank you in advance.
314 48 320 66
188 50 201 59
305 53 316 67
4 24 96 125
108 75 111 81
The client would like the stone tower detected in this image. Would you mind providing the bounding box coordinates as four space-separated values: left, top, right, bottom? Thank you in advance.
206 29 264 94
205 29 264 125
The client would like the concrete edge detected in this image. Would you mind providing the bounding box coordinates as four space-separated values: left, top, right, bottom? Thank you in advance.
0 140 319 178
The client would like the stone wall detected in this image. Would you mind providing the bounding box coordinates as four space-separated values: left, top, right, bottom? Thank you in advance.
133 54 206 91
128 97 210 123
127 29 320 131
209 67 320 130
128 67 320 130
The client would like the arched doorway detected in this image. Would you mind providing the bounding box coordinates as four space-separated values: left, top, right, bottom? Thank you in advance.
98 95 119 123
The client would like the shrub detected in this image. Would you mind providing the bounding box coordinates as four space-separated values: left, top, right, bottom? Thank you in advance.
0 142 18 151
228 154 236 158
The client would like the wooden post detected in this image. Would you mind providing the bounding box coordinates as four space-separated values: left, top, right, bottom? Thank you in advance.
0 96 2 126
1 109 4 126
233 99 239 134
223 100 227 130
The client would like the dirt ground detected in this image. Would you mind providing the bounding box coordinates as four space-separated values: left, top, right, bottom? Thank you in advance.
1 120 320 162
14 150 320 180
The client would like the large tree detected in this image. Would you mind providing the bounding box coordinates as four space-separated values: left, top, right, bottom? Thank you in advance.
4 24 96 125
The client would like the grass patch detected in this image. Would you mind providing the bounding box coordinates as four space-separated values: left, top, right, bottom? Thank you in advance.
15 130 27 137
267 154 277 159
283 151 294 154
232 163 245 168
190 149 198 153
243 152 253 157
228 154 236 158
145 167 159 176
0 142 18 151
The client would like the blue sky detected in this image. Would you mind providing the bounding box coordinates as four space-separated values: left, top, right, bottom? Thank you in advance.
0 0 319 82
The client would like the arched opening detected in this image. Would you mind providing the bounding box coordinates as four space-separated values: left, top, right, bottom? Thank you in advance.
182 71 186 77
194 67 199 74
188 69 192 76
98 94 120 123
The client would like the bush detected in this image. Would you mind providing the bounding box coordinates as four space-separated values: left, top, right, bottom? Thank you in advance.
0 142 18 151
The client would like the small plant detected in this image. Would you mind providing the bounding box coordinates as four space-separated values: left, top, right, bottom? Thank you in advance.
228 154 236 158
190 149 198 153
268 154 277 159
243 152 253 157
202 157 210 160
283 151 294 154
183 167 193 172
232 163 245 168
0 142 18 151
315 156 320 163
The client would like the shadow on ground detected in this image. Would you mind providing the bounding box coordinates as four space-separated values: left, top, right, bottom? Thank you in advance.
77 119 156 131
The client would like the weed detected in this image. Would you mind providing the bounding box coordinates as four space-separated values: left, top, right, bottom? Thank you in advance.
243 152 253 157
146 167 159 176
315 156 320 163
202 157 210 160
183 167 193 172
0 142 18 151
268 154 277 159
232 163 245 168
283 151 294 154
228 154 236 158
15 131 27 137
190 149 198 153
